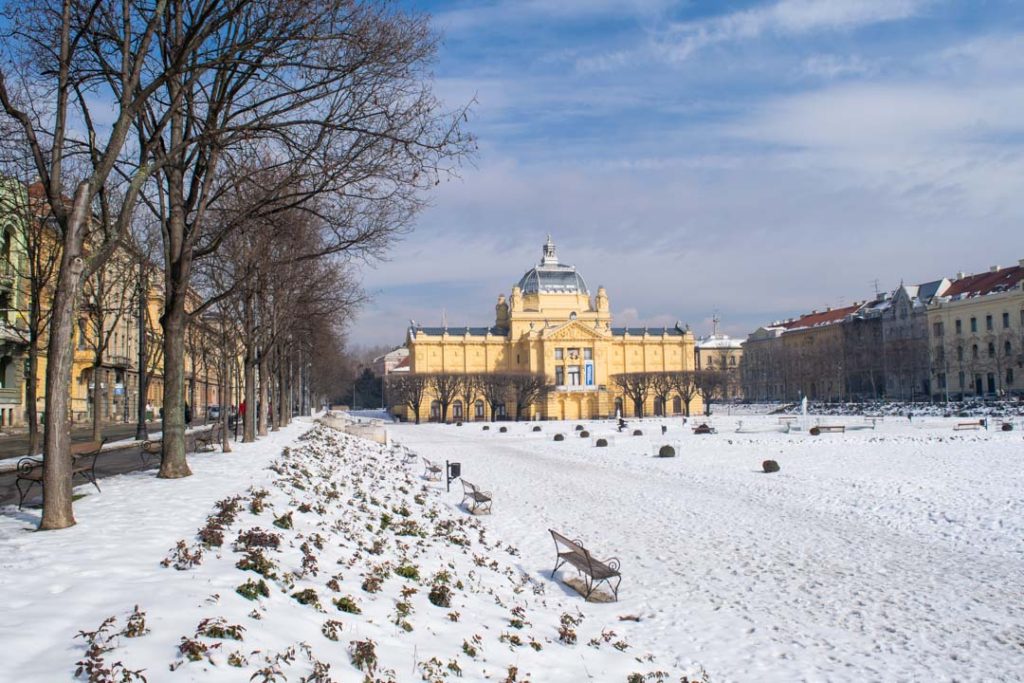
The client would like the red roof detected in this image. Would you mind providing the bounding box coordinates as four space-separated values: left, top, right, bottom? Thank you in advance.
781 303 861 330
943 265 1024 298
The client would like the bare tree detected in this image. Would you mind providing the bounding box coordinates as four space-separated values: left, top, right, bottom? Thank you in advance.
650 372 675 417
458 373 480 422
507 372 550 421
427 373 462 423
478 373 511 422
694 369 727 416
612 372 652 418
670 371 699 417
387 373 427 424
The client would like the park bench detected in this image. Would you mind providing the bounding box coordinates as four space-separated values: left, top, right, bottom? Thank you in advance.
459 479 493 514
422 457 442 481
778 416 797 424
194 423 222 453
549 529 622 602
140 440 163 467
810 425 845 435
15 438 106 510
954 421 983 431
692 423 716 434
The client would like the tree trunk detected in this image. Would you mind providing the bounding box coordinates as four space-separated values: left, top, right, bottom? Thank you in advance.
158 302 193 478
26 341 40 456
243 356 256 442
40 185 91 530
220 330 232 453
257 353 269 437
91 363 104 442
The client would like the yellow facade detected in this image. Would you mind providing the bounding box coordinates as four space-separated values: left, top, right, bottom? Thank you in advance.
403 238 700 421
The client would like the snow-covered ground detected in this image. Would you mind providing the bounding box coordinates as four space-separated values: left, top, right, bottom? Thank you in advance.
2 413 1021 682
394 415 1024 682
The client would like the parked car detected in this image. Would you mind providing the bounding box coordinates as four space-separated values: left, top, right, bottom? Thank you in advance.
207 404 221 420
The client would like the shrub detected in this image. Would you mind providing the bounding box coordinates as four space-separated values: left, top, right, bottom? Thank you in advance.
595 438 608 447
428 584 452 608
482 425 490 431
633 429 643 436
333 596 361 614
395 564 421 581
762 460 780 473
349 639 377 675
533 425 541 432
575 425 584 431
580 430 590 438
272 511 293 530
456 421 463 426
809 426 821 436
236 579 270 601
1002 422 1013 432
657 445 676 458
291 588 320 607
554 434 565 441
499 426 508 433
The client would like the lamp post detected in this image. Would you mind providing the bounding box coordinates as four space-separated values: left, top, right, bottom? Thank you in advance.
134 259 148 441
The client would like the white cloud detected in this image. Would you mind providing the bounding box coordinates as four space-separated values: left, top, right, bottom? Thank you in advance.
658 0 932 62
800 53 876 79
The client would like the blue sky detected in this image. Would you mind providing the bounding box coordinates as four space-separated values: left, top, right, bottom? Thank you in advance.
351 0 1024 348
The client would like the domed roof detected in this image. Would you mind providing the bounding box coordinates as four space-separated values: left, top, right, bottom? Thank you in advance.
516 236 589 295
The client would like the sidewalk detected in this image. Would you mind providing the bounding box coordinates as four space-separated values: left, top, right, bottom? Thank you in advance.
0 420 174 461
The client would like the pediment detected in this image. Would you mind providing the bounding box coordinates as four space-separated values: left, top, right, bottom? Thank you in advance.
542 319 609 341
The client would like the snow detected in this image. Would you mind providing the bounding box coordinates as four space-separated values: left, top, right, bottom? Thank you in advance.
2 413 1022 682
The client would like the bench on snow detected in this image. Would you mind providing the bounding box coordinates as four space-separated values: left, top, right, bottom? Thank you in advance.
459 479 493 514
692 423 716 434
422 457 442 481
193 423 223 453
15 438 107 509
778 416 798 424
549 529 622 602
809 425 845 435
954 421 983 431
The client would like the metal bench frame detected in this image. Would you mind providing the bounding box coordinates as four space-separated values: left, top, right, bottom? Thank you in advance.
954 421 982 431
460 479 492 514
15 438 106 510
549 529 622 601
194 423 222 453
422 457 442 481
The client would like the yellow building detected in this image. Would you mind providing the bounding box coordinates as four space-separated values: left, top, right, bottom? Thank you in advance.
403 237 699 421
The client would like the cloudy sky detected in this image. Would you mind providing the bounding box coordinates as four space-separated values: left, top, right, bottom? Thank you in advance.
350 0 1024 348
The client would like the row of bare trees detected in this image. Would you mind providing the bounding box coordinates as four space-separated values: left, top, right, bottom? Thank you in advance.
0 0 471 529
612 370 729 417
387 372 550 423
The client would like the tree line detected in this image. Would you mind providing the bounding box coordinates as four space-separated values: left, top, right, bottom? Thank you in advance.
387 368 730 422
0 0 471 530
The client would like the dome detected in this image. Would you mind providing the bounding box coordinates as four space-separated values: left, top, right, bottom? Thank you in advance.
516 236 590 295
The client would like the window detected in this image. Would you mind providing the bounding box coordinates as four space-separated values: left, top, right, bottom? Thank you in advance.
672 396 681 414
938 373 946 389
988 342 995 358
955 319 962 334
730 356 736 366
554 348 563 360
429 400 440 421
1003 312 1011 329
568 365 581 386
957 346 964 361
933 321 944 337
555 366 564 385
583 348 592 360
987 373 996 393
970 317 977 333
958 371 965 388
1006 340 1013 356
474 400 484 418
972 344 979 359
936 346 945 362
1008 368 1015 386
986 314 993 331
453 400 463 419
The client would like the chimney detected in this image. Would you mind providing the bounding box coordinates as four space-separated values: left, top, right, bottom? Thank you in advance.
956 271 966 279
990 265 1000 273
1019 258 1024 268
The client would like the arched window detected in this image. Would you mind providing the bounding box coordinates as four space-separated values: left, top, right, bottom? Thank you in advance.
452 400 463 419
613 397 623 417
653 397 664 417
429 400 440 421
972 344 979 359
474 400 484 419
672 396 682 414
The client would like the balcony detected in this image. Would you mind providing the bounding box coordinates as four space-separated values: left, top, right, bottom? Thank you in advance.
106 354 133 368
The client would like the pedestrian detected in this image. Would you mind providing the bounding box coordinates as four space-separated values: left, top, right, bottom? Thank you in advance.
185 401 192 425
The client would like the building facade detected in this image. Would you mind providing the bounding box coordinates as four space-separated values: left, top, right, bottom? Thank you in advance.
927 262 1024 399
400 238 700 421
694 315 744 399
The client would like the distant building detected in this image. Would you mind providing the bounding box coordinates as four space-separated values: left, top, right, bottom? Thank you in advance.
398 237 699 421
372 347 409 376
695 315 744 399
927 261 1024 399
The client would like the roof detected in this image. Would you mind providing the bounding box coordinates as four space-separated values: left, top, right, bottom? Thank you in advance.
611 326 687 337
516 236 589 296
942 264 1024 299
411 326 505 337
697 335 743 349
780 303 862 331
